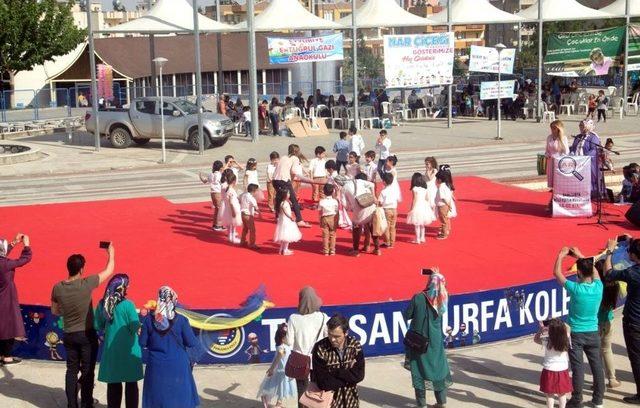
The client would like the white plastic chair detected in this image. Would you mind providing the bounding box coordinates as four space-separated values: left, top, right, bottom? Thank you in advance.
542 102 556 123
627 92 640 116
346 107 356 129
559 94 575 116
359 106 379 129
331 106 346 129
577 94 589 115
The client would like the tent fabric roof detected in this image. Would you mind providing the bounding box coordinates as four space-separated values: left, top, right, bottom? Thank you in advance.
337 0 436 28
600 0 640 17
430 0 524 24
516 0 611 21
101 0 235 33
51 34 286 81
233 0 344 31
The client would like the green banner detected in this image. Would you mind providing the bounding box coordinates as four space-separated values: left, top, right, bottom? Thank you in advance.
544 26 625 77
629 25 640 72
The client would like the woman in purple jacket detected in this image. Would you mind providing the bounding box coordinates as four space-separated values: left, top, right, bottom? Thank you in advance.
0 233 32 365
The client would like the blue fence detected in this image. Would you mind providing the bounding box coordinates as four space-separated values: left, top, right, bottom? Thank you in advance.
15 275 581 365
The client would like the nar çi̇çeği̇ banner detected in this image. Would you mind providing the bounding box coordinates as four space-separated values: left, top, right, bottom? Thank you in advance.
544 26 625 77
383 33 455 89
267 34 344 65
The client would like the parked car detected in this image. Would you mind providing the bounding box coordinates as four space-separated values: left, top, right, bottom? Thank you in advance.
85 97 234 149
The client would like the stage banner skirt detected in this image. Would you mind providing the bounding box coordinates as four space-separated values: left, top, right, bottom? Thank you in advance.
552 156 592 218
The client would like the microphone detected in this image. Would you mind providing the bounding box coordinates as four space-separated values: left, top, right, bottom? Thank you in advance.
571 134 585 139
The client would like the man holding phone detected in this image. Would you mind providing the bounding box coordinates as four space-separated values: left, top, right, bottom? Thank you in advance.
603 235 640 405
553 246 604 408
51 242 115 408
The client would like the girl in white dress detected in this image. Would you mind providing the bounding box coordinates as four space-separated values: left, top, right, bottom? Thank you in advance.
424 156 438 208
244 158 265 201
384 155 403 203
220 173 242 244
274 189 302 256
407 173 436 244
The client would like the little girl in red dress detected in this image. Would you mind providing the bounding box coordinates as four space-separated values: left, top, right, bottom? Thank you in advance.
535 318 573 408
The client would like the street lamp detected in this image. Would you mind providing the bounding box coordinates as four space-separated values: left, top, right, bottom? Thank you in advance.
153 57 168 163
495 43 506 141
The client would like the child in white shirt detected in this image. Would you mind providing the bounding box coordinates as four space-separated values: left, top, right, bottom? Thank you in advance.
308 146 328 209
534 318 572 408
199 160 225 231
378 172 400 248
435 169 456 240
224 154 244 180
363 150 377 184
266 151 279 212
240 184 260 249
345 151 362 179
318 184 339 256
349 126 365 158
242 106 252 137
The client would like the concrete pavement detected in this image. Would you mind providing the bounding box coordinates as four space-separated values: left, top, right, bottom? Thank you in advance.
0 314 635 407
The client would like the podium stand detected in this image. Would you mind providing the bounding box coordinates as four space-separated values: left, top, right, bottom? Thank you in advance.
552 155 592 218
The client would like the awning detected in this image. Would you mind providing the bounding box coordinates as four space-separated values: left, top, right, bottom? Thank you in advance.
234 0 344 31
337 0 436 28
100 0 236 34
600 0 640 18
430 0 524 25
517 0 611 22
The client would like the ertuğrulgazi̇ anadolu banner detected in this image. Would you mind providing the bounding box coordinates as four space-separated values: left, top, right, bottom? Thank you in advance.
544 26 625 77
267 34 344 65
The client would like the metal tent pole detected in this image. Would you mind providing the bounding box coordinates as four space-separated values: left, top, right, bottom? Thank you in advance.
447 0 452 128
247 0 259 141
193 0 205 154
624 0 631 117
86 3 100 151
148 0 156 96
352 0 359 129
536 0 542 122
216 0 223 96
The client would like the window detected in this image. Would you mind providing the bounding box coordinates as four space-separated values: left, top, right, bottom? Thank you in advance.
136 100 155 114
323 11 333 21
175 73 193 97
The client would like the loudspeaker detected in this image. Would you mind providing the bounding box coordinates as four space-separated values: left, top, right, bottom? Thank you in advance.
625 201 640 228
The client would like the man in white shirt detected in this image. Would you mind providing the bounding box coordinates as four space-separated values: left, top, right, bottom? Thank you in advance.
349 126 365 158
375 130 392 178
272 144 312 228
337 173 380 256
240 184 260 249
318 184 339 255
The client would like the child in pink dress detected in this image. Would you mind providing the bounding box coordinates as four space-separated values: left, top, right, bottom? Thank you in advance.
220 173 242 244
273 189 302 256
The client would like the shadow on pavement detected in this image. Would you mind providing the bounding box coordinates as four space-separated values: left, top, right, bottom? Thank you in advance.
201 383 258 407
0 365 67 408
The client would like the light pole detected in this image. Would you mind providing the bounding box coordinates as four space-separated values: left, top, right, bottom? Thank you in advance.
495 43 506 141
153 57 168 163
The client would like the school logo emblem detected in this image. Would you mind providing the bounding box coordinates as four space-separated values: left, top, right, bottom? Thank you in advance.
199 313 245 359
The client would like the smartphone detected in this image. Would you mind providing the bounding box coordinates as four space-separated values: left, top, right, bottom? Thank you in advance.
567 248 577 258
618 235 628 243
421 268 434 276
542 319 551 327
99 241 111 249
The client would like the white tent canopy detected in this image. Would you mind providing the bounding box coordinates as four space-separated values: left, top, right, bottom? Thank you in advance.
430 0 523 24
337 0 436 28
101 0 235 33
600 0 640 17
234 0 344 31
517 0 611 21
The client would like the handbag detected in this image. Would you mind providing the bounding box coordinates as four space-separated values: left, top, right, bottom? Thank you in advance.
403 293 430 354
299 381 334 408
353 180 375 208
372 207 388 237
285 316 325 380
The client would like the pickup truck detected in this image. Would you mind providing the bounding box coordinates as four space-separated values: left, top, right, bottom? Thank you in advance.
85 97 235 149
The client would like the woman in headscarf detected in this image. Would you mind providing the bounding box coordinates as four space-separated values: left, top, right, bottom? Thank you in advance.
545 120 570 210
570 119 603 197
140 286 199 408
404 268 452 408
285 286 329 408
0 233 32 365
94 274 143 408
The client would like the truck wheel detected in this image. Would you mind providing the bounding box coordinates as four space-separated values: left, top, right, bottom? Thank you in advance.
110 127 132 149
188 129 211 151
133 138 151 146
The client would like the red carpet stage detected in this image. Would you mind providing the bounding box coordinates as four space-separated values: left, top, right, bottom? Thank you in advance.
3 177 634 310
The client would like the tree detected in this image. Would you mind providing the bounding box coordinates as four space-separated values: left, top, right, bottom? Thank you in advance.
342 31 384 89
0 0 86 90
